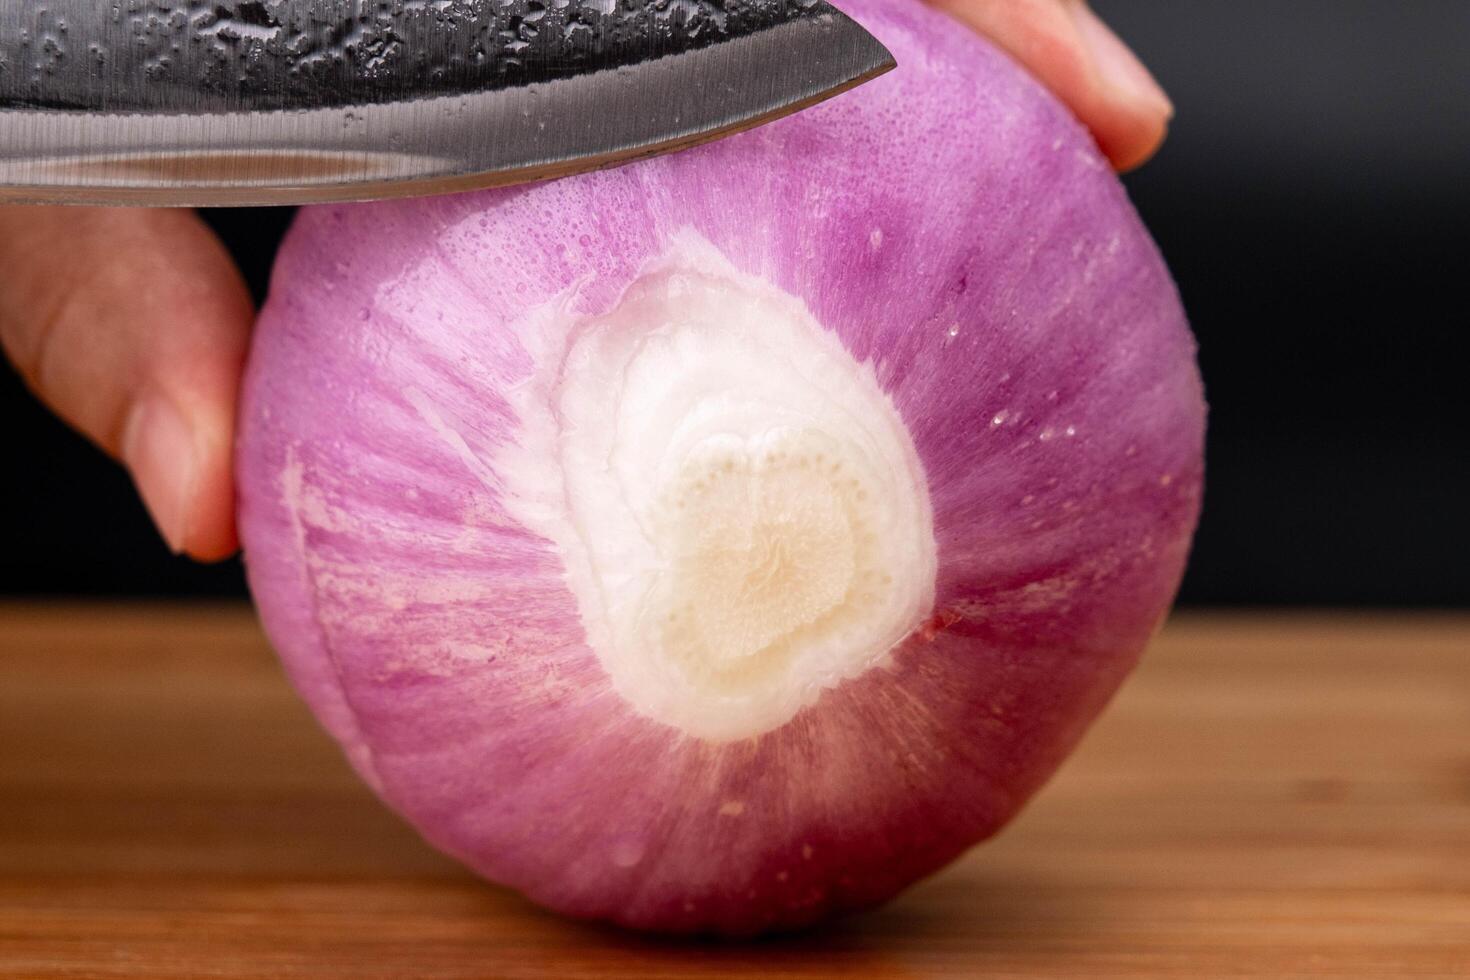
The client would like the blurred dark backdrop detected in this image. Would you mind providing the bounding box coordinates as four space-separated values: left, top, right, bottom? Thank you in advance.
3 1 1467 605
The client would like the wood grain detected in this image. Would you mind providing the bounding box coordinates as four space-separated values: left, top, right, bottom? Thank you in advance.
1 604 1468 978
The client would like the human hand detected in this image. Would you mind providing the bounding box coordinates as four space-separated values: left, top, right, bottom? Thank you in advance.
929 0 1172 171
0 207 251 560
0 0 1167 562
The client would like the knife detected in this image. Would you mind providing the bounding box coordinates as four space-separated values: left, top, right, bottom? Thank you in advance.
0 0 893 207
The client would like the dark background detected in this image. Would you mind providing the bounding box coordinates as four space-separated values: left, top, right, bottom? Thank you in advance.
3 0 1466 605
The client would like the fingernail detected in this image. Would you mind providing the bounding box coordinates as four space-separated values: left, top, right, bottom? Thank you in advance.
122 395 197 555
1071 2 1174 120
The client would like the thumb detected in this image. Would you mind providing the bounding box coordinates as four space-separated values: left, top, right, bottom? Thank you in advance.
0 206 253 560
927 0 1173 171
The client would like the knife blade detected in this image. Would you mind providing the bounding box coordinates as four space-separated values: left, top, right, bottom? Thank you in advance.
0 0 893 206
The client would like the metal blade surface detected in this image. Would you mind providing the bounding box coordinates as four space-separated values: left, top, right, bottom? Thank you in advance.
0 0 893 205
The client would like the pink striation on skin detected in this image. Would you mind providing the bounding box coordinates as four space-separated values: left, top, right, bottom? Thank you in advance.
237 0 1205 935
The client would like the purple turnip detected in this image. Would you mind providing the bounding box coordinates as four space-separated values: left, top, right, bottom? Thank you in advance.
237 0 1205 935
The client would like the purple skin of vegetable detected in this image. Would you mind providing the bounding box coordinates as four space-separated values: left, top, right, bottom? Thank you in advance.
236 0 1205 936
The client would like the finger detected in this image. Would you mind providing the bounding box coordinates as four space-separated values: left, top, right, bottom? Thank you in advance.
926 0 1173 171
0 206 253 561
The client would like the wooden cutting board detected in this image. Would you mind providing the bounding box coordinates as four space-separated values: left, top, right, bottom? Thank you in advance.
1 604 1467 978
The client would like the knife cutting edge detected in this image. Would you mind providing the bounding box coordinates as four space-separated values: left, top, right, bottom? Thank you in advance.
0 0 895 206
